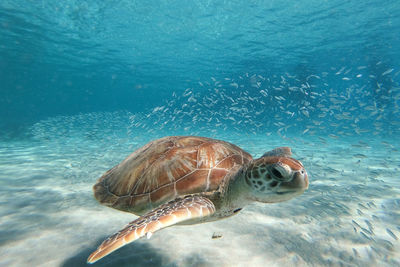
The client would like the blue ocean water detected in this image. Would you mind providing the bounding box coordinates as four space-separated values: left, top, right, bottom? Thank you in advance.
0 1 399 266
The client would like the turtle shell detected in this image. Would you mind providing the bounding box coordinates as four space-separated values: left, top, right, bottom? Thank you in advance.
93 136 252 214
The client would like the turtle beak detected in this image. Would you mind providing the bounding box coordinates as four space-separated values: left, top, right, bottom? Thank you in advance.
304 171 309 189
279 168 309 192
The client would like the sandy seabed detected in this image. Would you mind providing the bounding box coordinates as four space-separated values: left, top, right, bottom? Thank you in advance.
0 124 399 267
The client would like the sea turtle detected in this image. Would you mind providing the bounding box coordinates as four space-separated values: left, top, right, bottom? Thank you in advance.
87 136 309 263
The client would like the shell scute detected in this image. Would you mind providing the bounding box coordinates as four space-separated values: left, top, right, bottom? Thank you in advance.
175 136 205 147
208 168 229 189
197 142 233 169
176 169 209 194
150 184 175 206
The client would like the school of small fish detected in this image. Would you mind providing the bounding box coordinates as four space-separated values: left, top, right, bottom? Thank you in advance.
120 65 399 141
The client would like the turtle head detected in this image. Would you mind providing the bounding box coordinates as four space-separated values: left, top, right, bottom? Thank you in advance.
244 148 308 203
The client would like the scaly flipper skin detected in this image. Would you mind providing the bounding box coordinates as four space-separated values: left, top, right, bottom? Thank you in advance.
87 195 216 264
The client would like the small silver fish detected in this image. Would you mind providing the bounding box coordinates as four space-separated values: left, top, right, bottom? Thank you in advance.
353 154 367 159
386 228 398 240
360 231 373 241
372 215 379 221
358 203 367 209
382 68 394 76
365 220 374 231
352 220 362 228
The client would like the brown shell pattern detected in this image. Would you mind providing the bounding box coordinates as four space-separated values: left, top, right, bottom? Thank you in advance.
93 136 252 214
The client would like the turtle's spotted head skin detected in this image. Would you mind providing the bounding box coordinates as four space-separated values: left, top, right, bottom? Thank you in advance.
244 155 309 203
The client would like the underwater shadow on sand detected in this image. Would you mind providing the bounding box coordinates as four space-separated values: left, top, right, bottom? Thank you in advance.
61 238 178 267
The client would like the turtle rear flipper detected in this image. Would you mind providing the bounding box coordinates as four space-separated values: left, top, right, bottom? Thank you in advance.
87 195 216 264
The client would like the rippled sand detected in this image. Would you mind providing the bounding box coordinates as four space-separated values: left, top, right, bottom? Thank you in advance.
0 120 399 267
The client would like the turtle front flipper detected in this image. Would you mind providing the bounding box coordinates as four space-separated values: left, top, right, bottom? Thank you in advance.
87 195 216 264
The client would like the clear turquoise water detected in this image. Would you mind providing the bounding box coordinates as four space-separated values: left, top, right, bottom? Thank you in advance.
0 1 399 266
